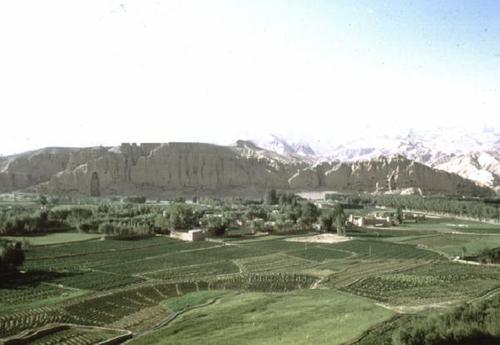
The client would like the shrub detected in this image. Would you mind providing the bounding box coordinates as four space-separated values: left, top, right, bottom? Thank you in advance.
122 196 147 204
399 294 500 345
0 241 25 272
201 215 230 236
169 204 198 230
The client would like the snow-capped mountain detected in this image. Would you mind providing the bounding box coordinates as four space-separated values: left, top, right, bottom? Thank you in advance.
434 152 500 188
250 128 500 189
250 134 317 158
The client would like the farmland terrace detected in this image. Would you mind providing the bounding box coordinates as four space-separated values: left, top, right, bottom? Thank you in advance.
1 198 500 344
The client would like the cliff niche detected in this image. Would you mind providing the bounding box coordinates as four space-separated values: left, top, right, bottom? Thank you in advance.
90 172 100 197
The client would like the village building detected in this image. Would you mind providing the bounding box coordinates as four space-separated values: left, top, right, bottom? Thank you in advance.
170 229 205 242
348 214 394 227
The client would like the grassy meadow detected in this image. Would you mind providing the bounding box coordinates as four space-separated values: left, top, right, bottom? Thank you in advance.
2 231 103 246
132 290 394 345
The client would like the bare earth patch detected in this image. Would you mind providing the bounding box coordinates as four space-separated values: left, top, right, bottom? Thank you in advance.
285 233 352 244
376 301 455 314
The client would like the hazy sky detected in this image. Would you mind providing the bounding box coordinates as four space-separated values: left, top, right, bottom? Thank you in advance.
1 0 499 155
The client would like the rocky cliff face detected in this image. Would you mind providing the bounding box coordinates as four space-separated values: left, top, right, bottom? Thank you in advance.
0 143 492 197
288 155 489 195
0 147 78 192
253 130 500 189
42 142 303 197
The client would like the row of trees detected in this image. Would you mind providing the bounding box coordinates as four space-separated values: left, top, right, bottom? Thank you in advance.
1 192 348 238
0 209 68 236
337 194 500 222
265 189 303 206
471 248 500 264
0 203 160 236
319 204 347 235
161 199 349 235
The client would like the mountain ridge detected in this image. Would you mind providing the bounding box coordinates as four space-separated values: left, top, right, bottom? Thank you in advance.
249 129 500 189
0 141 492 198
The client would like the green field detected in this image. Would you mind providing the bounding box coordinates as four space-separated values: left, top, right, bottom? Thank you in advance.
401 217 500 234
1 232 103 246
161 290 230 312
26 326 126 345
399 233 500 257
132 290 394 345
2 207 500 345
344 261 500 307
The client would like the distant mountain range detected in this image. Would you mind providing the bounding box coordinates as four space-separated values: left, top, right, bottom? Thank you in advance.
0 138 493 197
250 128 500 190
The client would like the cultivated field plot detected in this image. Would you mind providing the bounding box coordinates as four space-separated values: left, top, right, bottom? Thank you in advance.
0 272 89 314
403 217 500 235
50 270 145 291
1 232 103 246
24 237 179 259
400 233 500 257
22 326 126 345
0 307 69 338
110 305 169 332
237 237 317 252
329 239 440 260
207 273 317 292
344 261 500 306
234 253 315 273
144 260 240 281
0 274 317 338
322 259 428 289
3 212 500 345
0 283 84 313
24 237 218 262
289 246 354 261
96 245 262 276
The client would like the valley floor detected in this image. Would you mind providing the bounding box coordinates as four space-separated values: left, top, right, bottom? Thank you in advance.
2 213 500 344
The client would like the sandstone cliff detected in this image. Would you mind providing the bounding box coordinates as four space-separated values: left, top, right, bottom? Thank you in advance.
0 147 79 193
288 155 489 196
0 143 492 197
42 142 303 197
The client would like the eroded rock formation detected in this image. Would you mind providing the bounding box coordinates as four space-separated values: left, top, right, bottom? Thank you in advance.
0 143 492 197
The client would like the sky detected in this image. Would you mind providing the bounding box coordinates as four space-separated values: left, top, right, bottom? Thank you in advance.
1 0 500 155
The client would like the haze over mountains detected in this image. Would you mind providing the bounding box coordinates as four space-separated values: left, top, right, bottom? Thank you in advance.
251 127 500 190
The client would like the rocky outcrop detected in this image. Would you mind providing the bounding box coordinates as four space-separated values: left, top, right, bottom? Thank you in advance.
0 143 493 197
0 147 78 192
42 143 302 197
288 168 320 189
301 155 490 196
